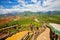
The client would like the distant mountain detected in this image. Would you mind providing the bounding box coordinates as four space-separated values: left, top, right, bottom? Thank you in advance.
45 11 60 15
0 11 60 17
0 13 19 17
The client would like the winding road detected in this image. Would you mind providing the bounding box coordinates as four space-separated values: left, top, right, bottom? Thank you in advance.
37 28 50 40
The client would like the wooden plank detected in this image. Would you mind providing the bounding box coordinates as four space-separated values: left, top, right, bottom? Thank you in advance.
0 25 18 31
6 31 29 40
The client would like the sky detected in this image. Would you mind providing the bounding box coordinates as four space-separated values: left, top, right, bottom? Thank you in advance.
0 0 60 14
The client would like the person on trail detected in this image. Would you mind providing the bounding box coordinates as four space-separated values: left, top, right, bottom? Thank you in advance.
36 27 39 31
54 33 58 40
36 27 39 34
29 23 34 32
43 23 46 29
55 34 58 40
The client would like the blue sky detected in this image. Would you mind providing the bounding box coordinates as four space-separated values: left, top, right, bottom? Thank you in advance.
0 0 19 8
0 0 60 14
0 0 45 8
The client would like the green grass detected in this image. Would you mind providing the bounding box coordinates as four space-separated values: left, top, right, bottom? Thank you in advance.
0 14 60 32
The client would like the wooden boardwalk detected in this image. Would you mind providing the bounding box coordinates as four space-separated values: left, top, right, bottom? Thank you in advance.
6 31 29 40
37 28 50 40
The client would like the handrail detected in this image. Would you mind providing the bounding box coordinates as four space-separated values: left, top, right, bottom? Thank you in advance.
21 32 29 40
0 25 18 31
21 32 33 40
6 31 29 40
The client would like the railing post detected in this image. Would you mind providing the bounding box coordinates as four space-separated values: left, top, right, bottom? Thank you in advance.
7 29 10 34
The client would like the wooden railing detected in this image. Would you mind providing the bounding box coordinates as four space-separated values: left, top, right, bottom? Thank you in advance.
0 25 34 40
0 25 18 31
31 25 47 40
0 23 47 40
0 25 18 39
21 32 33 40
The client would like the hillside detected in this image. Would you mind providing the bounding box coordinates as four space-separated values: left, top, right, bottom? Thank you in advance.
0 11 60 29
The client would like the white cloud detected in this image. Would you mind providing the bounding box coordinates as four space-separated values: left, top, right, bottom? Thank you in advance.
18 0 26 6
0 8 29 14
0 0 60 14
31 0 37 3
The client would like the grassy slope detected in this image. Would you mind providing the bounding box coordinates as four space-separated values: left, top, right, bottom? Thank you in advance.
0 13 60 29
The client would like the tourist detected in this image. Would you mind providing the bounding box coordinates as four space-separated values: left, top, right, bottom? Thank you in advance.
36 27 39 30
54 33 58 40
29 23 34 32
36 27 39 34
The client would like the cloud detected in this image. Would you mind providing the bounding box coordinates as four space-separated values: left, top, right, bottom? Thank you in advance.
0 0 60 14
31 0 37 3
0 8 29 14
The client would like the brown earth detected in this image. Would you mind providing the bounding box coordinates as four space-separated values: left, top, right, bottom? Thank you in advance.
0 16 20 25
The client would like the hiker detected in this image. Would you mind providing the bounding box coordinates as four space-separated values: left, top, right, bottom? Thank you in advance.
55 34 58 40
43 23 46 29
36 27 39 34
54 33 58 40
29 23 34 32
36 27 38 30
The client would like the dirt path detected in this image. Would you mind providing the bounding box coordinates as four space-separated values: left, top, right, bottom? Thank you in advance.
37 28 50 40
